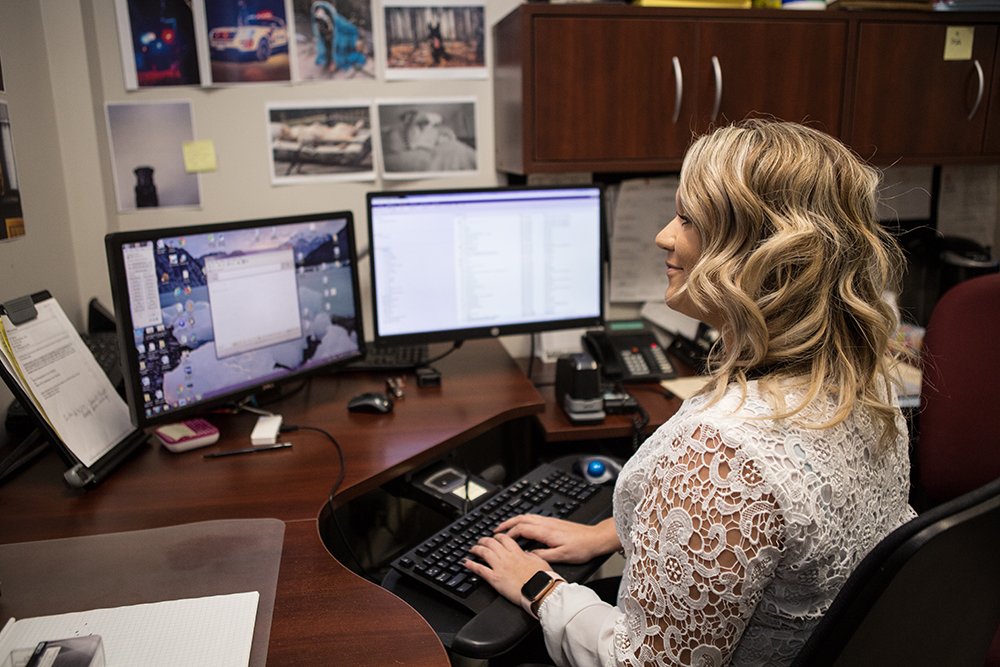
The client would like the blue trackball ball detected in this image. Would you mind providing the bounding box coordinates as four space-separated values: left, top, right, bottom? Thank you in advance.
586 459 607 478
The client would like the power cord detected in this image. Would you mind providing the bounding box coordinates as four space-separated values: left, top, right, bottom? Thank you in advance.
280 424 346 515
279 423 373 580
420 340 463 368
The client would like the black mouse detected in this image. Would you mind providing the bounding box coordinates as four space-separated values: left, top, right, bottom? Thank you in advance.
347 392 394 414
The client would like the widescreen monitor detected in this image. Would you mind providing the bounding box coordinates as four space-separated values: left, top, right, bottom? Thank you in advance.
105 211 364 427
367 185 605 346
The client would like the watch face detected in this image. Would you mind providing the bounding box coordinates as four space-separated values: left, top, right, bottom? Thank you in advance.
521 570 552 600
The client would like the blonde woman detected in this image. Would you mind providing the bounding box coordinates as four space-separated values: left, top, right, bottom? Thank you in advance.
464 120 916 667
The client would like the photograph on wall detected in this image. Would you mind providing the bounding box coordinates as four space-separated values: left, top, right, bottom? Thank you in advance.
115 0 204 89
381 1 486 80
376 98 477 179
0 102 25 241
204 0 293 84
105 101 201 213
268 101 375 184
292 0 374 81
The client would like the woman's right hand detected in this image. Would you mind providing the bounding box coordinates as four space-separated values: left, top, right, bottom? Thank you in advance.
494 515 620 565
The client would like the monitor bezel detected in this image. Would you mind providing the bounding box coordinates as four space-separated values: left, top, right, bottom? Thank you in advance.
105 210 365 428
365 184 607 347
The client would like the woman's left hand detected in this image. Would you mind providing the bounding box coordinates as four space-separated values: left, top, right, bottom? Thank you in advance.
464 533 552 606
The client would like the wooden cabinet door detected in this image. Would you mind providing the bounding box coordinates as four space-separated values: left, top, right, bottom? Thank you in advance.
530 16 699 170
695 20 848 138
849 22 998 162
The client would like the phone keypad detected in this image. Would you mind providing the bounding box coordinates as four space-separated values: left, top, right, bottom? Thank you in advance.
620 349 651 376
649 344 674 374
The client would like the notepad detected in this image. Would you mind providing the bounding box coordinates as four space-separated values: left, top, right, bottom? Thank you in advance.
0 592 259 667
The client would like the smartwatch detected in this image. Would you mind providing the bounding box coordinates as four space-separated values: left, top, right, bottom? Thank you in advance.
520 570 564 618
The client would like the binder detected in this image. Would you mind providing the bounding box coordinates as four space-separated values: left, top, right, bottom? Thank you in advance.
0 291 148 488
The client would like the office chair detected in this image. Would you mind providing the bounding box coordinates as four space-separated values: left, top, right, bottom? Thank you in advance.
914 272 1000 508
789 474 1000 667
911 272 1000 666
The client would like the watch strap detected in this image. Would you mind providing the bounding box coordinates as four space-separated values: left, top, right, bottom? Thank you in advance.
526 571 565 618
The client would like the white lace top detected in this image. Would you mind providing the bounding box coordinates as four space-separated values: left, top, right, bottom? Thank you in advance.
539 380 915 667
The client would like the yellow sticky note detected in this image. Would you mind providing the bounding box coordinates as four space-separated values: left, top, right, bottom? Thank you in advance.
183 140 217 173
944 26 974 61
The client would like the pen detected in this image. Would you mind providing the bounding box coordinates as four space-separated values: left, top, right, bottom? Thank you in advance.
203 443 292 459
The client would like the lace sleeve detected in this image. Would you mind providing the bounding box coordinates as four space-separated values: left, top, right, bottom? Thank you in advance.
615 423 785 666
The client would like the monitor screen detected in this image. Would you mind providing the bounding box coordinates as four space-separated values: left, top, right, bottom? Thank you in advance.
105 211 364 427
367 185 605 345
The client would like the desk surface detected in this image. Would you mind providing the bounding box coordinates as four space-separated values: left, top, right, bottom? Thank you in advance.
0 340 544 667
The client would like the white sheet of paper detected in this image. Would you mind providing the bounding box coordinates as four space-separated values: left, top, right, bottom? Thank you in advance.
660 375 711 400
609 177 678 303
0 592 258 667
639 301 702 340
0 299 133 466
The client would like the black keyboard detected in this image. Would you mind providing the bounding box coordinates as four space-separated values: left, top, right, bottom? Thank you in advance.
351 343 429 370
389 463 613 614
81 331 123 388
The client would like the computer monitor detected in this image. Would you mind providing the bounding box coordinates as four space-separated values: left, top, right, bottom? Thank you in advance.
366 185 605 346
105 211 364 427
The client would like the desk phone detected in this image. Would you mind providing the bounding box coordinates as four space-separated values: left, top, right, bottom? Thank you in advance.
584 326 676 382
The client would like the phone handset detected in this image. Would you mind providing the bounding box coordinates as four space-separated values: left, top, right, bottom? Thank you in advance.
583 331 625 380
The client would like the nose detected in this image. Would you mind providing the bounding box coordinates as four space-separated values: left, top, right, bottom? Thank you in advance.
656 217 679 250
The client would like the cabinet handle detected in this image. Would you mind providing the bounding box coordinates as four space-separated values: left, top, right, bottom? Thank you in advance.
968 59 985 121
711 56 723 123
672 56 683 124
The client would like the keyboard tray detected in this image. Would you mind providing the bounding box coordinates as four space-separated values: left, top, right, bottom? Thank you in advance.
389 462 614 615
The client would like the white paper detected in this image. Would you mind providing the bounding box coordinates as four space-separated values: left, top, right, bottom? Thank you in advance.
660 376 711 399
0 299 133 467
0 592 258 667
639 301 702 340
609 177 678 302
535 328 587 362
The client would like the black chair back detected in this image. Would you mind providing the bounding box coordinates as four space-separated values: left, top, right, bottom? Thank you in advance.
791 475 1000 667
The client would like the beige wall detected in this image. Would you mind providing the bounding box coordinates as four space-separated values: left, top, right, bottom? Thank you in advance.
0 0 521 408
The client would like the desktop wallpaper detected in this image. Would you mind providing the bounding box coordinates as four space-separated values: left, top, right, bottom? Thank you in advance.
124 217 360 419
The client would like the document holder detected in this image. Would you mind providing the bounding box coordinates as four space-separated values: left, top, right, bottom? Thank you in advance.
0 291 148 489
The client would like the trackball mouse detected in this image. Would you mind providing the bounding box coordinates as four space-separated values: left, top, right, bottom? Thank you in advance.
347 392 394 414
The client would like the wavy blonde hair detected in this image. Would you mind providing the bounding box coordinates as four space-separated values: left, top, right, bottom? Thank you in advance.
677 119 904 450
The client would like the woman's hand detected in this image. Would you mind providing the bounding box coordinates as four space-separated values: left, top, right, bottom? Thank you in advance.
464 533 551 606
496 515 620 565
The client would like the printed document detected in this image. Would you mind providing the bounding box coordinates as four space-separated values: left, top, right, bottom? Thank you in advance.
609 177 678 303
0 298 133 466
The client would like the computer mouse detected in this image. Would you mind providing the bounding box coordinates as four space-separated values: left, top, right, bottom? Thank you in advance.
347 392 394 414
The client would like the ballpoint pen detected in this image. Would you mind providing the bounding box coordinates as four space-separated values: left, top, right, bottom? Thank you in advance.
203 443 292 459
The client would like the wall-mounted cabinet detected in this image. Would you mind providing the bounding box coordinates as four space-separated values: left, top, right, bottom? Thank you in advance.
848 21 999 163
494 5 1000 174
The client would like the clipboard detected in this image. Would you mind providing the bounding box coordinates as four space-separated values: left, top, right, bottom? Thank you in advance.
0 291 148 489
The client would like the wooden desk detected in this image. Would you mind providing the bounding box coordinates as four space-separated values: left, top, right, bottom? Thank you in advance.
0 339 544 666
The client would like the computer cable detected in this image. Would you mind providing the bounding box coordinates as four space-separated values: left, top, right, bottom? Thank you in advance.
526 334 538 380
0 428 48 485
630 402 650 452
278 423 374 580
418 340 463 368
279 424 346 512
